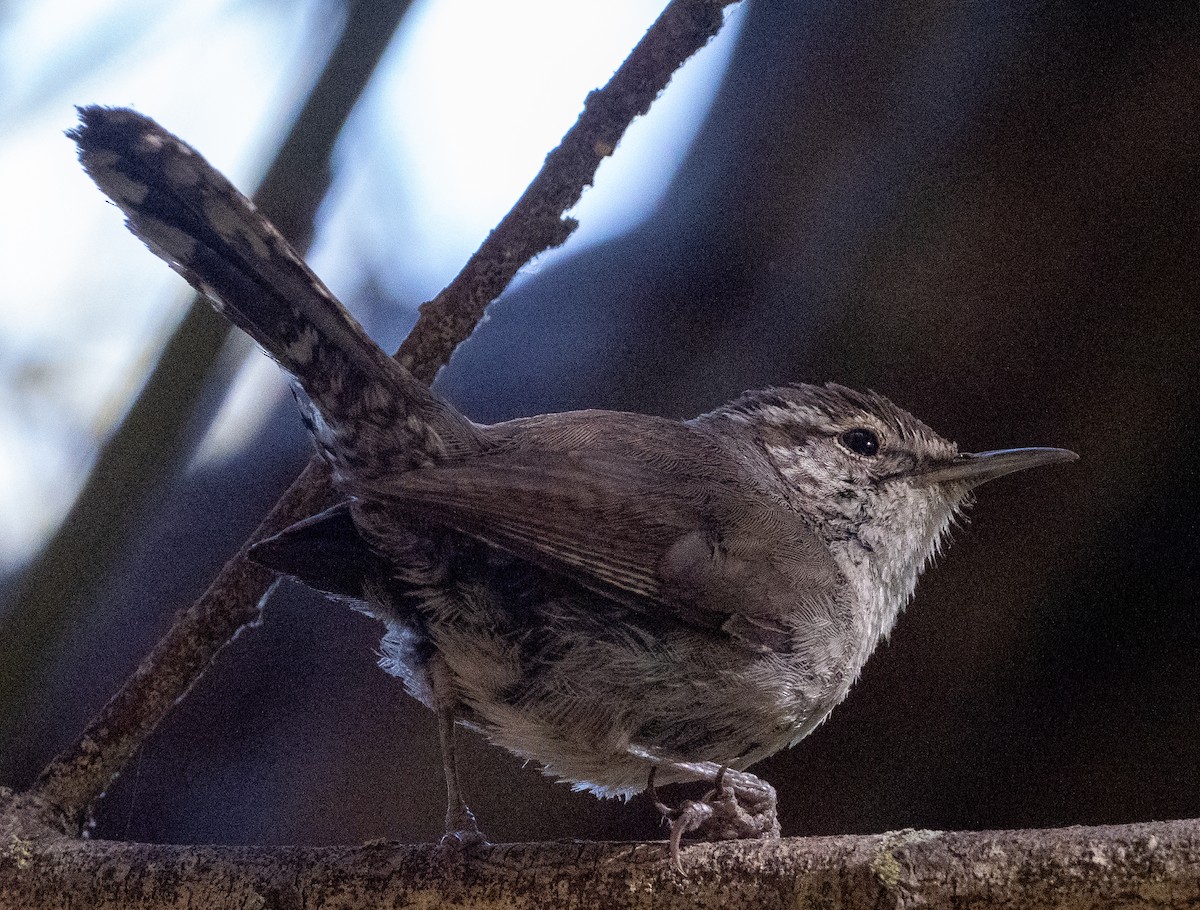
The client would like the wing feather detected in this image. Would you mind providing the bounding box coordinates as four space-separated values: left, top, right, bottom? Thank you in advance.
352 411 847 650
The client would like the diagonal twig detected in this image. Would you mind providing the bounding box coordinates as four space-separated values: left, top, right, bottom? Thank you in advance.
29 0 743 832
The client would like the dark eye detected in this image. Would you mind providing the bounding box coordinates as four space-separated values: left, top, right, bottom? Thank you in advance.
840 427 880 457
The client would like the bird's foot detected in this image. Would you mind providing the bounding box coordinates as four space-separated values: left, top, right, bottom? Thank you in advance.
648 766 780 873
438 828 489 848
438 802 489 849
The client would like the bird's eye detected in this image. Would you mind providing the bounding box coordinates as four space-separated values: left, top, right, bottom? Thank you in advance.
840 427 880 457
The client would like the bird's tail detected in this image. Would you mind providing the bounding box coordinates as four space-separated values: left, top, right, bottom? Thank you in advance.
71 106 483 477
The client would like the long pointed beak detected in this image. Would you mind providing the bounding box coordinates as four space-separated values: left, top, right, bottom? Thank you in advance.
915 447 1078 487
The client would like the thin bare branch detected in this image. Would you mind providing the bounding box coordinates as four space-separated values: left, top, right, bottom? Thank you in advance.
400 0 737 384
26 0 743 831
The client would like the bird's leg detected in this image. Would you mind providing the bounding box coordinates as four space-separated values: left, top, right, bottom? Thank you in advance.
431 660 486 846
437 703 485 845
648 763 780 872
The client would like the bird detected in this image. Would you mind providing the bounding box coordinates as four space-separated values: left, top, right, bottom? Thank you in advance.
71 106 1076 869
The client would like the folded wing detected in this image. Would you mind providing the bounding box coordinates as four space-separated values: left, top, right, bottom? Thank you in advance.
353 412 847 651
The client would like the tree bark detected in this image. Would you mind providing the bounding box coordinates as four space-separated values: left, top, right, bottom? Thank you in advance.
2 795 1196 910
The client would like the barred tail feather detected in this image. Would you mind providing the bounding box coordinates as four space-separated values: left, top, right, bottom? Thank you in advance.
71 106 483 473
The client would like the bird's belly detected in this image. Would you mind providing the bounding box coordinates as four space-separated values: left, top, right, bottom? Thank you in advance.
380 581 855 798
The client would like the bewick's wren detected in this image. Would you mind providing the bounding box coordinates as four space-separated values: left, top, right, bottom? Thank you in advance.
72 107 1076 867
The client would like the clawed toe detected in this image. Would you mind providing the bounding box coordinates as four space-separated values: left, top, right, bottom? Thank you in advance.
438 827 490 848
439 799 489 849
647 766 781 873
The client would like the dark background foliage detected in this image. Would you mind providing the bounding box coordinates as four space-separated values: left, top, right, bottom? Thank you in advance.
2 0 1197 847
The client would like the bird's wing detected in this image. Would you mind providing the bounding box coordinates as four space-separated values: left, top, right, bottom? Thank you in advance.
250 502 384 599
354 413 847 651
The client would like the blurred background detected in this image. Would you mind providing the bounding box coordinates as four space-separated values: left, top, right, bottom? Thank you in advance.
0 0 1196 847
